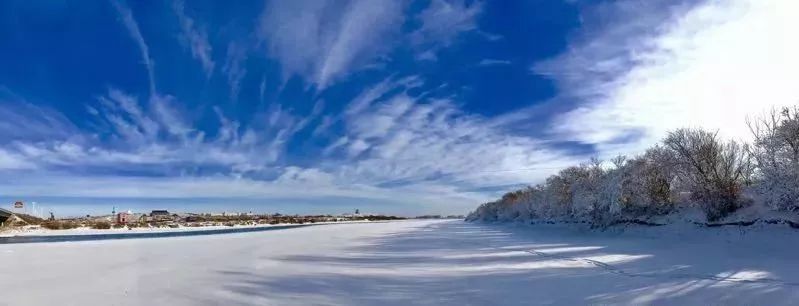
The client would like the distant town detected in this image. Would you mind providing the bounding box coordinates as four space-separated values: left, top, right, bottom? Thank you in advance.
0 202 464 233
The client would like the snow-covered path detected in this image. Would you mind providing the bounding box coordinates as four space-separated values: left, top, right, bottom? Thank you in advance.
1 220 797 305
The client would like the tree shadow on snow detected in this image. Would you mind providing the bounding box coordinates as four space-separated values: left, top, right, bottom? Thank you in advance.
209 221 798 305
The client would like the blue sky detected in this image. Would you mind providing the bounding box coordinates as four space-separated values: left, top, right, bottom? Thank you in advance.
0 0 796 216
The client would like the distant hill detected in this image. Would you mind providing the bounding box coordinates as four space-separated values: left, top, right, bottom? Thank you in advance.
12 213 44 225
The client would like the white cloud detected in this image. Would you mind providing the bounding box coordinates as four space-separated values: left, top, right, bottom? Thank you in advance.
257 0 405 89
478 59 511 66
0 77 580 214
15 0 799 216
222 41 248 102
416 50 438 61
535 0 799 157
150 94 192 138
172 0 215 78
0 149 35 170
410 0 483 57
0 88 293 175
0 171 491 214
100 88 159 144
347 138 371 158
328 77 580 190
110 0 156 96
0 87 78 142
259 75 267 104
1 1 587 214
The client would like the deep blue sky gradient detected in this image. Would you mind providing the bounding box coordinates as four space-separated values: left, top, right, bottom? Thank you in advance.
0 0 722 217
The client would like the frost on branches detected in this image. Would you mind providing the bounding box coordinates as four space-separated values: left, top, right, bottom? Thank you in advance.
749 107 799 212
468 106 799 226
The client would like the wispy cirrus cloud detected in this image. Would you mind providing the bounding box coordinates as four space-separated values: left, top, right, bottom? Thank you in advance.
172 0 215 79
410 0 483 59
0 87 78 143
0 88 499 214
222 41 248 101
110 0 156 96
15 0 793 216
324 76 579 191
257 0 405 89
478 59 511 66
0 0 533 216
0 88 294 176
533 0 799 157
0 72 577 214
412 0 482 46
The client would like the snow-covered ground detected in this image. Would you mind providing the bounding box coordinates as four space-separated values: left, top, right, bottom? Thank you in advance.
1 219 797 305
0 223 292 237
0 220 371 237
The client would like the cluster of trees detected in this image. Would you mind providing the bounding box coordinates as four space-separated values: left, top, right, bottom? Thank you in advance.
467 107 799 225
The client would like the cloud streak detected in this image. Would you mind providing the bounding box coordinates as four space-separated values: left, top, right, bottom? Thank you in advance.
258 0 405 89
478 59 511 66
223 41 248 101
411 0 482 47
325 76 580 190
172 0 215 78
0 72 579 214
0 88 294 177
111 0 156 96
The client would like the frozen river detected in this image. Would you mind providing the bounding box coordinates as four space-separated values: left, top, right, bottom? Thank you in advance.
1 219 797 305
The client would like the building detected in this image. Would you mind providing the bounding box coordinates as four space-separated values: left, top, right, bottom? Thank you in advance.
149 210 172 222
116 211 131 224
150 210 170 217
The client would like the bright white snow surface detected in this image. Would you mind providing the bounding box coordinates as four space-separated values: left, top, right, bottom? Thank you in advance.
1 219 798 305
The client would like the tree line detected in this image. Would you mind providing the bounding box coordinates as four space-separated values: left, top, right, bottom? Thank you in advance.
467 106 799 225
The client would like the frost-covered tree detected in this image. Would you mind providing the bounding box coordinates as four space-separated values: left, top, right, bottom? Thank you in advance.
618 146 678 216
569 158 623 225
663 128 752 221
542 173 573 218
496 189 528 221
466 201 499 222
467 107 799 226
748 107 799 211
562 164 595 220
592 159 623 226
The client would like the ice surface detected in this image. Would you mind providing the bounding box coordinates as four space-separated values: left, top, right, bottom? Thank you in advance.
1 220 797 305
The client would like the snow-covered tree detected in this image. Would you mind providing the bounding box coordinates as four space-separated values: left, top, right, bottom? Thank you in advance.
663 128 752 221
748 107 799 211
467 107 799 226
618 147 678 217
